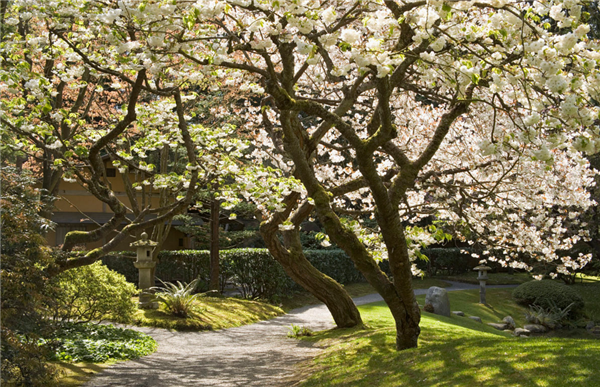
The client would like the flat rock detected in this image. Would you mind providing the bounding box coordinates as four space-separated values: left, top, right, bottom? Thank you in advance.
452 311 465 317
487 322 510 330
502 316 516 330
524 324 548 333
513 328 530 337
469 316 482 323
425 287 451 317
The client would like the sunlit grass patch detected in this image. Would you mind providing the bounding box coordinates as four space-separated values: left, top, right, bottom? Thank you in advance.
299 288 600 387
131 296 284 330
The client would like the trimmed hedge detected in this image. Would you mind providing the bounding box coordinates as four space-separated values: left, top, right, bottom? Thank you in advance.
304 250 364 284
102 248 364 300
416 248 475 276
512 280 585 315
378 247 476 278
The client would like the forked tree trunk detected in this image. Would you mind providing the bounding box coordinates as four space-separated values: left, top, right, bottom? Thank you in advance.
260 224 363 328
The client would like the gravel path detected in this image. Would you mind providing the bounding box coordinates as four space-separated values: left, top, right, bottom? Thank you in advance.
85 281 516 387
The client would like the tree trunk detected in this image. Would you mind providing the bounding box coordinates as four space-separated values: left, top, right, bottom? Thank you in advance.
209 189 220 291
260 224 362 328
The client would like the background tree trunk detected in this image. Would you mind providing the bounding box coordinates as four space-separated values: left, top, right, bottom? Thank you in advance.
209 188 220 292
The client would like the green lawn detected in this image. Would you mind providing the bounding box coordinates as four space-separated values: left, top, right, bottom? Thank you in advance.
298 288 600 387
439 271 532 285
416 288 530 327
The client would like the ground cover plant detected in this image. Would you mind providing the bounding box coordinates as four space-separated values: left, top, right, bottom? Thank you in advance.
44 323 157 363
298 289 600 387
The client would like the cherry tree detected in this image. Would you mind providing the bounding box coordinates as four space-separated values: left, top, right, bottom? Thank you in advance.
4 0 599 351
173 0 598 350
0 1 247 272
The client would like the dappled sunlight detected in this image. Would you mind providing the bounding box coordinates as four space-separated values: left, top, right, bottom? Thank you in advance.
301 300 600 387
131 296 283 331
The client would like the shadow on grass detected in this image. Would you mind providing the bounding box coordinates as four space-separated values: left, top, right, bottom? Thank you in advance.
54 362 110 387
302 327 600 387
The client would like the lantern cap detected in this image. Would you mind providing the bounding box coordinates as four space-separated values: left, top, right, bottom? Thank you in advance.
473 265 491 271
130 232 158 247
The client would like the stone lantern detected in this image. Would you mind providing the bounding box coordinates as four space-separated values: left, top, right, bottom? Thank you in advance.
473 265 492 304
131 232 158 309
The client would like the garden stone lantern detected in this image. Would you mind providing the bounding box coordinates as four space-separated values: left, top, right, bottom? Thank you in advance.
131 232 158 309
473 265 492 304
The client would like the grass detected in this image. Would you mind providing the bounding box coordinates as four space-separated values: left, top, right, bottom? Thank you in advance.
279 278 451 311
53 362 112 387
417 288 530 327
130 295 284 330
439 271 532 285
297 288 600 387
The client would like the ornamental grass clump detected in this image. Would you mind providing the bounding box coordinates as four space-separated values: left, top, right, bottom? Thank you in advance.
151 279 200 318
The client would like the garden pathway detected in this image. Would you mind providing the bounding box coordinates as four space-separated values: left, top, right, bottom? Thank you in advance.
84 281 516 387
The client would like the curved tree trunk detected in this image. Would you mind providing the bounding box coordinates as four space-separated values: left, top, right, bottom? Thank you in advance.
259 200 362 329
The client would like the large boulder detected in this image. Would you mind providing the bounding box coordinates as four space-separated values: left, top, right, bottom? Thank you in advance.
425 286 451 317
502 316 516 330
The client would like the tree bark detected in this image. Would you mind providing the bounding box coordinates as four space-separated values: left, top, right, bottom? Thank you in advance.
260 223 363 328
209 188 220 292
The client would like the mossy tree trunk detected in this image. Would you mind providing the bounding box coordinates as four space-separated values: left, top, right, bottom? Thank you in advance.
259 194 362 328
263 73 474 349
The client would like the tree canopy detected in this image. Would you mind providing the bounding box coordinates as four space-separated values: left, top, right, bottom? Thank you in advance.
2 0 599 349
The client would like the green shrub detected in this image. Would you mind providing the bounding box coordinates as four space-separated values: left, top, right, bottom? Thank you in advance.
48 262 137 323
1 167 60 386
46 322 157 362
512 280 585 317
304 250 364 283
101 252 137 284
415 247 475 276
224 249 293 299
151 279 201 317
156 250 233 293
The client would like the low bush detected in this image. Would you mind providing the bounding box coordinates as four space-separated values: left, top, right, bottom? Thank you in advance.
151 279 201 318
47 262 137 323
512 280 585 317
225 249 293 299
416 247 475 276
45 322 157 362
304 250 364 284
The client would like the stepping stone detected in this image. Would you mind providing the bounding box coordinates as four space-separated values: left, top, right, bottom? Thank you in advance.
487 322 509 330
452 311 465 317
513 328 530 337
469 316 482 323
524 324 548 333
